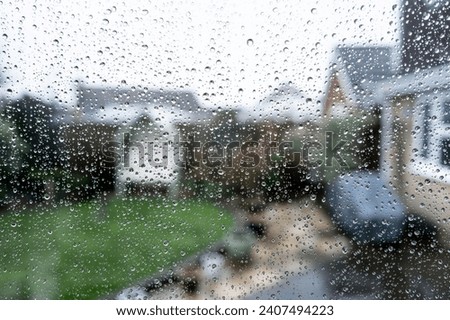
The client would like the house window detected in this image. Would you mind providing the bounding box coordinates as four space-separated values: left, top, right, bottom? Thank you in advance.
421 104 432 158
444 101 450 124
434 99 450 170
413 95 450 180
441 138 450 167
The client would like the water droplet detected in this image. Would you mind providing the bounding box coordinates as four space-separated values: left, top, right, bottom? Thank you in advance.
247 39 254 46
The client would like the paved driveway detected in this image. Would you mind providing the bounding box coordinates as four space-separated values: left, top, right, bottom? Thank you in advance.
120 199 450 300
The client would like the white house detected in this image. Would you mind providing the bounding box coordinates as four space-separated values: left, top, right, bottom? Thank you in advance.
375 64 450 244
71 84 211 195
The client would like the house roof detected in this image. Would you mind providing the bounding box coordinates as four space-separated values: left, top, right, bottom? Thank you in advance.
329 46 393 106
337 47 392 84
75 85 211 126
375 62 450 102
237 83 316 123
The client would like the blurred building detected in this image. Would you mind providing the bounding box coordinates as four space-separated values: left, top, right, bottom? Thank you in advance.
319 46 393 182
401 0 450 73
323 46 392 118
64 84 210 196
376 0 450 244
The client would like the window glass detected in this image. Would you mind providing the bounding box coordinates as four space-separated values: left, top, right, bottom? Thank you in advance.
3 0 450 302
441 138 450 167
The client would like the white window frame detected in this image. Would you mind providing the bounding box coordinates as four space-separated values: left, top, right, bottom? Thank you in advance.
410 92 450 184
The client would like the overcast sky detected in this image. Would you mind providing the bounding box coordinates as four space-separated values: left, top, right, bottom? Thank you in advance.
0 0 400 111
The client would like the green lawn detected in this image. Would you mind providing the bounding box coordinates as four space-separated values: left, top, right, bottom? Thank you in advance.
0 197 233 299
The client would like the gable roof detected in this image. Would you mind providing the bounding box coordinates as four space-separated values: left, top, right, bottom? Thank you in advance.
237 83 316 123
375 62 450 101
75 85 211 126
337 46 392 85
326 46 393 108
77 85 203 112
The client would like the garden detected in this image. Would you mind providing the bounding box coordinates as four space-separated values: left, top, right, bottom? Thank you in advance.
0 197 233 299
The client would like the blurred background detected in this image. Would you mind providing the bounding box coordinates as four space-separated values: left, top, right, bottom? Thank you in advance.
1 0 450 300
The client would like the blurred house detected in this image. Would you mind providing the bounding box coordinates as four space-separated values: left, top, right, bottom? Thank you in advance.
375 0 450 244
63 84 210 196
323 46 393 117
377 66 450 244
317 0 450 246
377 1 450 244
316 46 394 183
323 46 393 118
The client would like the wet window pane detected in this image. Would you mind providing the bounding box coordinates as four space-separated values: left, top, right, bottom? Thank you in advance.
3 0 450 302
